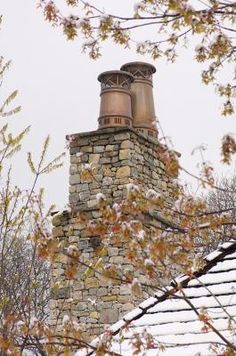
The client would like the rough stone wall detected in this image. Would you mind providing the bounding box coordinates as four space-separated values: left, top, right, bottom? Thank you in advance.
50 127 176 339
50 209 144 338
69 127 175 208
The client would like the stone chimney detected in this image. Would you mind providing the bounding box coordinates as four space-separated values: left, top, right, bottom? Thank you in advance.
50 63 176 339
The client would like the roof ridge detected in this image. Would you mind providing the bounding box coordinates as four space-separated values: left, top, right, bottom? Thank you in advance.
86 240 236 355
173 240 236 286
110 240 236 336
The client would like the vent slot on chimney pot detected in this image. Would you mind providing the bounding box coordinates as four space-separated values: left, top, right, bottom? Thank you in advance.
98 70 134 129
120 62 158 138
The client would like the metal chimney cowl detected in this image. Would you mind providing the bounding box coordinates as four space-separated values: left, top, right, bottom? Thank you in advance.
97 70 134 129
120 62 158 138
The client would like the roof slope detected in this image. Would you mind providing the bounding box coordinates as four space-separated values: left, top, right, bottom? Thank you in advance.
86 241 236 356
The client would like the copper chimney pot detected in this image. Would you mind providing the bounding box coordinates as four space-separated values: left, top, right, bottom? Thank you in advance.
120 62 158 138
97 70 134 129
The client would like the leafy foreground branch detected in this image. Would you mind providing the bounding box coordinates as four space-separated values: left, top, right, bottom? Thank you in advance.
1 75 235 353
1 7 236 354
5 173 233 355
0 40 65 354
38 0 236 116
2 126 236 355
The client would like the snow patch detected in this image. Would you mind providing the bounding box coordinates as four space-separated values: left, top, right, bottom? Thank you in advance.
146 189 162 200
67 245 79 254
96 192 106 203
126 183 140 193
62 314 70 326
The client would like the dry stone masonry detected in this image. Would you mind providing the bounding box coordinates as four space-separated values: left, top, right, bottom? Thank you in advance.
50 62 177 339
69 127 174 209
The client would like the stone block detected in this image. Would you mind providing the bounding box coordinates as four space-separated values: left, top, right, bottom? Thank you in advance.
90 181 100 189
118 295 132 303
69 193 79 204
85 278 99 289
120 140 133 149
51 287 70 300
69 186 76 193
105 145 114 151
99 309 119 324
152 171 159 180
73 291 82 300
74 281 84 290
70 154 84 164
120 285 131 295
111 287 120 295
98 275 112 287
52 214 62 227
87 199 98 208
89 288 97 296
76 183 89 192
123 302 134 311
105 151 117 158
94 146 104 153
70 164 77 174
94 174 103 181
110 256 124 264
119 159 132 167
114 133 130 141
113 190 122 198
90 311 99 319
72 220 86 229
89 236 101 248
103 176 113 185
100 158 111 164
79 192 90 201
97 288 108 297
81 154 89 162
108 247 119 256
131 167 139 178
77 302 88 311
116 166 131 178
89 154 100 164
95 139 109 145
160 181 167 190
80 146 92 153
103 167 113 176
101 295 117 302
77 137 90 146
159 161 165 170
69 174 80 185
119 149 130 160
134 145 141 154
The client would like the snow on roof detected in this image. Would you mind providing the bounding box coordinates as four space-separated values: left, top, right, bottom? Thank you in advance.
83 241 236 355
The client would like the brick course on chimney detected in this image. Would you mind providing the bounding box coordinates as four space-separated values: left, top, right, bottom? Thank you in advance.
49 63 177 340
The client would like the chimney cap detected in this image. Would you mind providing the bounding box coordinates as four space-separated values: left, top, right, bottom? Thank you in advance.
97 70 134 130
120 61 156 74
97 70 134 83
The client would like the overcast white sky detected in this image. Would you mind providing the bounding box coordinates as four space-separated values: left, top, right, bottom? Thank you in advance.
1 0 235 209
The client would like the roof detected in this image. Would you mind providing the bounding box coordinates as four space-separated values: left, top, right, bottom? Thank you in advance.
84 241 236 356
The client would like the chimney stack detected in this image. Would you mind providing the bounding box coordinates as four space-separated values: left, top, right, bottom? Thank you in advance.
98 70 134 129
120 62 158 138
51 62 177 339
